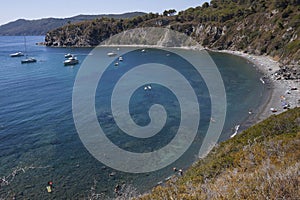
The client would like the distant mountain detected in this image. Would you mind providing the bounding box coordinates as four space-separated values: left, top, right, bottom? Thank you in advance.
0 12 146 36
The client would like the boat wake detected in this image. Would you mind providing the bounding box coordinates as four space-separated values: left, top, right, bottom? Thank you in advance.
0 165 50 188
230 125 240 138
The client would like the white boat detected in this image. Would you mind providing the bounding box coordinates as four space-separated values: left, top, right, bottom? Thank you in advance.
10 52 24 57
64 56 79 66
118 56 123 61
144 85 152 91
107 52 117 57
21 37 37 64
21 57 37 64
65 53 73 58
114 62 119 66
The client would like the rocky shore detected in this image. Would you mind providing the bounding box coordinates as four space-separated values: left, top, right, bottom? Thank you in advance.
217 50 300 123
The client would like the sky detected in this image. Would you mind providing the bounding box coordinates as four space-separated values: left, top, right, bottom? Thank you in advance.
0 0 208 25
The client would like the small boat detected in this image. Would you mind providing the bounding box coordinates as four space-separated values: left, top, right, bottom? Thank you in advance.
21 37 37 64
10 52 24 57
65 53 73 58
114 62 119 66
118 56 123 61
141 49 146 53
144 85 152 91
64 56 79 66
21 57 37 64
107 52 117 57
210 117 216 122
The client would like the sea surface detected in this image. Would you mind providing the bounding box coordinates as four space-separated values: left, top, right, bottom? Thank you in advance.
0 36 267 199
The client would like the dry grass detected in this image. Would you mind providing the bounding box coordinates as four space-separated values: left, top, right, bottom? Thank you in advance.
137 108 300 200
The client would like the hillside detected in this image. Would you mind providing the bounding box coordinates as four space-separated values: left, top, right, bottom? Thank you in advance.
135 107 300 199
0 12 146 36
44 0 300 65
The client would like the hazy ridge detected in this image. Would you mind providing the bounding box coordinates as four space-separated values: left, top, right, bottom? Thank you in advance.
0 12 146 36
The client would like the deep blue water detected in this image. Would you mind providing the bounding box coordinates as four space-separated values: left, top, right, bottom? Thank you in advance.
0 36 266 199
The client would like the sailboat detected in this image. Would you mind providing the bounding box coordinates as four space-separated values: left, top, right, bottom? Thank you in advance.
21 36 37 64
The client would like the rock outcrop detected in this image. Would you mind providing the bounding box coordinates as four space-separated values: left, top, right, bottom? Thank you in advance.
44 0 300 65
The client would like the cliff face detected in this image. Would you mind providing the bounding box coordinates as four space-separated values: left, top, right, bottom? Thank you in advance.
188 13 299 65
45 0 300 65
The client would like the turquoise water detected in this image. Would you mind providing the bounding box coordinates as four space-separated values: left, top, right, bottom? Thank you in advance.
0 36 266 199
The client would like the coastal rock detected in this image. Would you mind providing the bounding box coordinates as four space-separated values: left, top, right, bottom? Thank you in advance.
44 1 300 65
276 65 300 80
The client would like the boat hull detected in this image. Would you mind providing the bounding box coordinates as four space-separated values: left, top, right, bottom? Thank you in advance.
10 53 24 57
64 61 79 66
21 58 37 64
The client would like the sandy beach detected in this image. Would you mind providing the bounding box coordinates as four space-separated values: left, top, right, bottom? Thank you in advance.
216 50 299 124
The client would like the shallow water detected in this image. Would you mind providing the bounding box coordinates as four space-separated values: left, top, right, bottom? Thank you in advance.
0 36 266 199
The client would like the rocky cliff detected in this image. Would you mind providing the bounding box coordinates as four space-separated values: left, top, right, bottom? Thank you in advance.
45 0 300 65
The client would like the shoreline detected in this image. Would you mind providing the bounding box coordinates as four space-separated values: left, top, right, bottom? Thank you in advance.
213 50 299 128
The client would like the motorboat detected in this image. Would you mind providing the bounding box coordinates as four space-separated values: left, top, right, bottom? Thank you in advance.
107 52 117 57
65 53 73 58
10 52 24 57
21 57 37 64
118 56 123 61
64 56 79 66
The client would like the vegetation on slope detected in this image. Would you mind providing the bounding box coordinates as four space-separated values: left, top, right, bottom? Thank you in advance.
45 0 300 64
137 107 300 199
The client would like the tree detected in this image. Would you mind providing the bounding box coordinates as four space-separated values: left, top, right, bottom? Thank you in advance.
163 9 177 16
163 10 169 16
210 0 218 8
202 2 209 8
168 9 177 16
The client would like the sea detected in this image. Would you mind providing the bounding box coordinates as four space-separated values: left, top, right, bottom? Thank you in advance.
0 36 267 199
